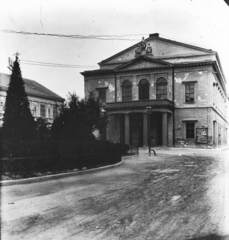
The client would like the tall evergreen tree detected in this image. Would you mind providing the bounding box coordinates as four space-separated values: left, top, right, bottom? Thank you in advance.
2 55 37 145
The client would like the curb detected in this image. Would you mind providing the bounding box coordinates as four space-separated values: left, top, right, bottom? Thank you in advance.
0 160 124 187
122 155 139 159
140 146 229 152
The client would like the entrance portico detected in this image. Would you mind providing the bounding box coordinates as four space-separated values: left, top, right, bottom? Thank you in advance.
105 104 173 148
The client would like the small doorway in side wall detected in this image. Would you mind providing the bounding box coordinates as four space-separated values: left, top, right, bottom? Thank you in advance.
213 121 216 146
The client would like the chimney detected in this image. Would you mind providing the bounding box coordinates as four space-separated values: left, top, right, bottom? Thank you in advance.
149 33 159 38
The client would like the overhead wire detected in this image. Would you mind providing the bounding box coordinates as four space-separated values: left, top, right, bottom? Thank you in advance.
20 59 97 68
159 33 213 50
1 29 146 41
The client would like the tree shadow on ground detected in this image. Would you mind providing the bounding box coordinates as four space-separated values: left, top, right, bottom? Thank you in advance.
188 234 229 240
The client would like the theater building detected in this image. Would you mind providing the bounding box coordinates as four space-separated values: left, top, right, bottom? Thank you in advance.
82 33 228 148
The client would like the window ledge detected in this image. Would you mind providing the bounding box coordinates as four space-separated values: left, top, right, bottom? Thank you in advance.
182 119 198 122
184 102 196 104
182 81 197 84
96 87 108 90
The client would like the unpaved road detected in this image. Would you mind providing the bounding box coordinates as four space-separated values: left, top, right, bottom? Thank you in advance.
1 149 229 240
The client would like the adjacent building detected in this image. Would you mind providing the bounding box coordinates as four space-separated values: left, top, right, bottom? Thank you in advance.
0 73 65 125
82 33 228 148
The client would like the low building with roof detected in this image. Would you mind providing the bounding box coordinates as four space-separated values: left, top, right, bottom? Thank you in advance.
0 73 65 125
81 33 228 148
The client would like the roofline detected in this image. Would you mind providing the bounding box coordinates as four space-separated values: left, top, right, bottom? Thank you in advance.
98 34 214 65
151 35 213 54
98 41 141 66
81 69 114 76
0 73 65 102
0 86 65 102
212 62 228 96
98 53 216 67
158 52 216 60
214 52 227 84
82 61 216 76
115 55 172 70
26 92 65 102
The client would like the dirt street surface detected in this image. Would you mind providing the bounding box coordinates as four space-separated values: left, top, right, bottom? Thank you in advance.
1 148 229 240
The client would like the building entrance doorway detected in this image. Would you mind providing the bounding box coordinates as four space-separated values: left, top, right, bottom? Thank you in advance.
119 112 164 148
150 112 162 146
130 113 143 147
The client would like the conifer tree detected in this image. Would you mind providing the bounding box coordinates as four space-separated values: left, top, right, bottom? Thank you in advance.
2 54 37 148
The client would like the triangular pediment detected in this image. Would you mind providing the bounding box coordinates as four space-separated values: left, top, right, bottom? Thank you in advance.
116 57 170 70
99 34 213 67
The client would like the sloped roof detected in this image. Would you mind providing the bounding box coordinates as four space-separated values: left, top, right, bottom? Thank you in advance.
163 55 215 64
0 73 64 102
98 33 213 66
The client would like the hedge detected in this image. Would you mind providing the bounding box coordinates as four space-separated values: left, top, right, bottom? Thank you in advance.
0 140 129 179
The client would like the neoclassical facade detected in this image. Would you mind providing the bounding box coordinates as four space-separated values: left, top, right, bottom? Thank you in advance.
82 33 228 148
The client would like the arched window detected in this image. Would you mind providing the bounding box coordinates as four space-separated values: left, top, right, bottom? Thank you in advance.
156 77 167 99
122 80 132 101
139 79 149 100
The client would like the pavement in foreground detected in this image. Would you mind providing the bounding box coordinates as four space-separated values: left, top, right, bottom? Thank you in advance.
1 148 229 240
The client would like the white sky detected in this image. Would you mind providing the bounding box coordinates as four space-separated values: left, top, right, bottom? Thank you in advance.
0 0 229 99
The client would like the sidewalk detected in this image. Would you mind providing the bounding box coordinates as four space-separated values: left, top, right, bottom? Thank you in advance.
139 145 229 154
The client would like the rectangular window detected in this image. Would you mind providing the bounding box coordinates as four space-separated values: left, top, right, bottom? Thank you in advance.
185 84 194 103
40 104 46 119
98 89 106 104
53 105 58 119
186 122 195 138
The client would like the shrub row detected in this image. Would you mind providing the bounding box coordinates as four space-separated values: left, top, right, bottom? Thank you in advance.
0 140 130 178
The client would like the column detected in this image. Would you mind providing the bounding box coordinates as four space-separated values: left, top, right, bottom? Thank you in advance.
162 112 168 147
143 113 148 147
168 113 173 147
125 114 130 145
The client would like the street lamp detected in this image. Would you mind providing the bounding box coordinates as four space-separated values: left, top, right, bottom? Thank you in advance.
146 106 156 156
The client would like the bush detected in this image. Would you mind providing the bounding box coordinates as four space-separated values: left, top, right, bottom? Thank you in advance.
109 142 130 156
0 139 124 178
